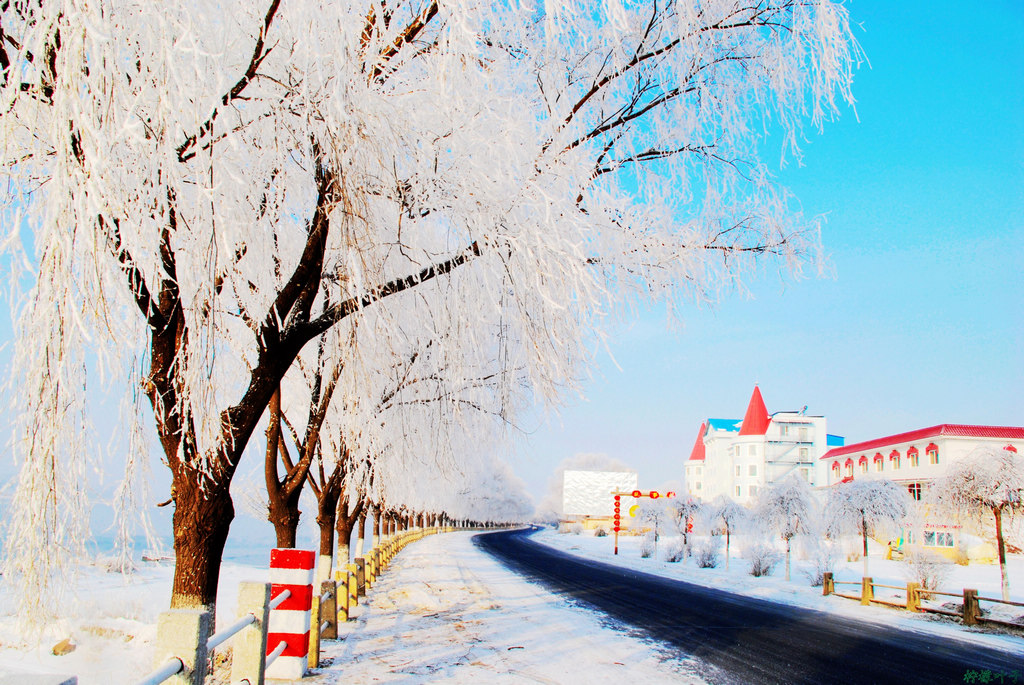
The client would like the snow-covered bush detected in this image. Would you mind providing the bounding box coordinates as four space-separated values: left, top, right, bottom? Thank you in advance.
640 533 656 559
746 543 782 577
803 542 838 587
594 527 608 538
694 539 722 569
664 538 686 562
570 523 584 536
902 549 952 591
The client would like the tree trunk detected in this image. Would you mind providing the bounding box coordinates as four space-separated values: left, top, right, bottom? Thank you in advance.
785 536 792 581
318 492 338 559
861 511 869 578
169 467 234 613
356 511 367 557
725 527 731 571
994 506 1009 602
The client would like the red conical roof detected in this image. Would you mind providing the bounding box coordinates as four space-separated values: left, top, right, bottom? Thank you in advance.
688 422 707 461
738 386 771 436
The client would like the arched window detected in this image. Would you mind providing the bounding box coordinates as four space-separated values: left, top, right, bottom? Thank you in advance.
907 446 919 467
845 458 854 477
926 443 939 465
889 449 901 470
858 455 868 474
874 453 884 472
832 461 841 478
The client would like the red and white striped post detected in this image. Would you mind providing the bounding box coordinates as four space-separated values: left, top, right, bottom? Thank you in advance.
267 548 315 679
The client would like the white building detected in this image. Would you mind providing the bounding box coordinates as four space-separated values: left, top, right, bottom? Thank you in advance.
821 424 1024 495
684 386 842 504
820 424 1024 559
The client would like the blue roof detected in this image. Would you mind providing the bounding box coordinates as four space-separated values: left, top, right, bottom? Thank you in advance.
707 418 742 433
827 434 845 447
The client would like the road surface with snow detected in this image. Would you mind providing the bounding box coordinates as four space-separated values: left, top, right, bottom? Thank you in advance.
476 527 1022 685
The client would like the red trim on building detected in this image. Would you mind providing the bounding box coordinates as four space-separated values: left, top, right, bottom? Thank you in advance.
873 452 884 462
889 449 900 459
738 386 771 436
820 424 1024 460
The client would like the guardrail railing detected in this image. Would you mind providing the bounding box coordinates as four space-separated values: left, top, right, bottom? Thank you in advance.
134 526 450 685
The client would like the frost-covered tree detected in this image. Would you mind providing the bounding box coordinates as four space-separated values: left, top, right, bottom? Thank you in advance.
637 498 670 556
755 475 817 581
668 495 702 560
2 0 858 615
928 446 1024 601
825 478 909 577
710 495 748 571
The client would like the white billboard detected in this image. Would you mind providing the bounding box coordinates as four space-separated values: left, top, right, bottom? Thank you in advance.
562 470 638 516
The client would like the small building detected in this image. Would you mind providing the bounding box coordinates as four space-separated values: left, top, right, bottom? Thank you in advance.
561 469 638 531
684 386 841 504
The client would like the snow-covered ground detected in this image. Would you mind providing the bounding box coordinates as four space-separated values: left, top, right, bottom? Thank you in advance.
0 531 704 684
532 527 1024 657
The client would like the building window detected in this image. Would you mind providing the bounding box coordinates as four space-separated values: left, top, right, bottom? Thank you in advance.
735 465 741 477
927 443 939 464
748 465 757 477
923 530 954 548
845 459 854 477
748 445 757 456
908 483 922 501
800 467 810 482
831 462 840 478
908 447 919 467
780 424 790 436
799 447 809 459
696 467 702 476
799 427 808 441
735 486 742 497
860 461 868 474
749 485 758 497
875 459 884 472
696 482 702 490
890 450 900 470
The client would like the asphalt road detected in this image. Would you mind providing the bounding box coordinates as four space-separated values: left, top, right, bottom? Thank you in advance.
473 527 1023 685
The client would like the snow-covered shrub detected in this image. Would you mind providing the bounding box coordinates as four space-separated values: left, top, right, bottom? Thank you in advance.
694 539 721 569
803 542 838 587
664 538 686 562
594 527 608 538
570 523 584 536
640 533 656 558
746 543 781 577
902 549 951 591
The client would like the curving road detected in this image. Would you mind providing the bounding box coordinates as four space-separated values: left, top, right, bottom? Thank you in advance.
474 527 1022 685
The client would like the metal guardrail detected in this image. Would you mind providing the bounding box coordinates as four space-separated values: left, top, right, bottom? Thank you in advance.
137 588 292 685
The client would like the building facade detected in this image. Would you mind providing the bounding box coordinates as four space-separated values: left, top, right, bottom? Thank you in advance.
820 424 1024 559
684 386 843 504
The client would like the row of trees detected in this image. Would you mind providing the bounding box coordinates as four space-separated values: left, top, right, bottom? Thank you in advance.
636 446 1023 600
1 0 860 620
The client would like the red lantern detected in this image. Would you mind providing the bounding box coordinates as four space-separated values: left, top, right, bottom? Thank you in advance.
631 490 642 498
666 491 676 498
613 525 621 532
649 491 659 499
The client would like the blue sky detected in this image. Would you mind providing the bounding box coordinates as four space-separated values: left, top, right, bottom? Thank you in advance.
512 1 1024 502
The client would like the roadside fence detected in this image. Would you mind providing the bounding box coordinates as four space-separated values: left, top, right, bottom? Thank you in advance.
823 572 1024 630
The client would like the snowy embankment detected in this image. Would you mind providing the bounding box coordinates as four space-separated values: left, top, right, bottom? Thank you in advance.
533 528 1024 657
0 531 704 684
